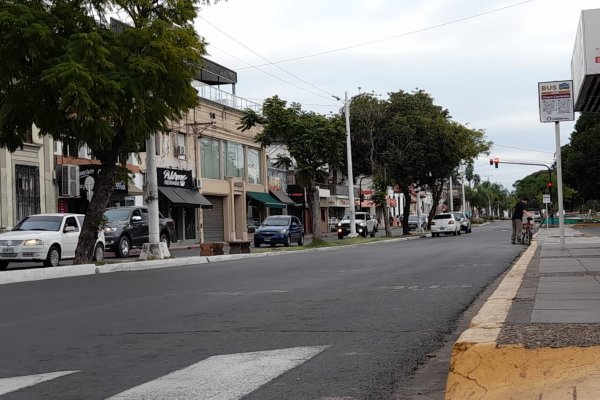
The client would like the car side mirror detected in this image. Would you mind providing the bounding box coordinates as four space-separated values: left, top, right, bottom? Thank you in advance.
64 226 77 233
132 216 142 222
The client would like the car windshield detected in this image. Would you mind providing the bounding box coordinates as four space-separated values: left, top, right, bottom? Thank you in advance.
13 215 63 231
343 214 365 220
261 217 290 226
103 209 131 222
433 214 452 220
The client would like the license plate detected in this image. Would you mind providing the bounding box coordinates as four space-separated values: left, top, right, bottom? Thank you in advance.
1 247 14 253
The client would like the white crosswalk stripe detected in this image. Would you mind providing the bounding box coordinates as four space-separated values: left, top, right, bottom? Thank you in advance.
0 371 79 396
107 345 330 400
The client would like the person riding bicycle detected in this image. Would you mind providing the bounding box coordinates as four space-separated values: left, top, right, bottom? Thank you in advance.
511 196 529 244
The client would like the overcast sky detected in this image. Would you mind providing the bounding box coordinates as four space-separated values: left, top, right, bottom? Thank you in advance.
195 0 597 190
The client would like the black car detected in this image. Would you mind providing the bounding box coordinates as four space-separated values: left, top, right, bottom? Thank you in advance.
253 215 304 247
102 206 177 257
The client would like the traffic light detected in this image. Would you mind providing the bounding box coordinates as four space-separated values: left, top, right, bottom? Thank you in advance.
489 157 499 168
547 181 553 188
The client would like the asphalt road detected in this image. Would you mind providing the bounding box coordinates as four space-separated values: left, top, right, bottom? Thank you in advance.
0 221 523 400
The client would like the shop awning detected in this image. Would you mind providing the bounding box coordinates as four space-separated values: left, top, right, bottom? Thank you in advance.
269 190 296 205
128 183 144 196
247 191 286 209
158 187 213 209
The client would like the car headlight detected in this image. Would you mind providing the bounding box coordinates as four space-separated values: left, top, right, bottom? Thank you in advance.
279 229 288 234
103 226 117 232
358 222 366 226
337 223 342 227
24 239 43 246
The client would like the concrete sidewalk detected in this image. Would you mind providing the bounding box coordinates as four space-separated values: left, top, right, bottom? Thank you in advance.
446 226 600 399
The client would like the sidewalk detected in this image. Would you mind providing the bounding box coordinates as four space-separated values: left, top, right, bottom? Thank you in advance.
446 226 600 399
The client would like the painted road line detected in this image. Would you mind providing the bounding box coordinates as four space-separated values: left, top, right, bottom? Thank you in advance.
107 345 330 400
0 371 79 396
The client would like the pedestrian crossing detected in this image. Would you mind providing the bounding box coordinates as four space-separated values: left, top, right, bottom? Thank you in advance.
0 346 329 399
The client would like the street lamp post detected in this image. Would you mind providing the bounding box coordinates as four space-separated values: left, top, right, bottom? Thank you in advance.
358 176 367 212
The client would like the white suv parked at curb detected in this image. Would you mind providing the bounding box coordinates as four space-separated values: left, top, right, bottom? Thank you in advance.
430 213 461 237
0 213 105 270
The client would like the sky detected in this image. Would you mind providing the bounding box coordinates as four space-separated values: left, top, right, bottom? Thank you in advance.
194 0 598 191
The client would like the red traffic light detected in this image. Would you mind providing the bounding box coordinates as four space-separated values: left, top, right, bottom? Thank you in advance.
493 158 499 168
547 181 553 188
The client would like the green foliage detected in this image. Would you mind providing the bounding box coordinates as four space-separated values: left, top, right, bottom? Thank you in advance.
562 113 600 200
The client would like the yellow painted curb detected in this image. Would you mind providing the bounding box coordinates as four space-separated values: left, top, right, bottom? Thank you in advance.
446 342 600 400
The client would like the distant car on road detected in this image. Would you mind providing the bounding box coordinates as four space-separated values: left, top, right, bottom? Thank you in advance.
531 210 542 223
336 212 377 239
102 206 176 258
253 215 304 247
452 212 472 233
0 213 105 270
407 215 428 230
430 213 461 237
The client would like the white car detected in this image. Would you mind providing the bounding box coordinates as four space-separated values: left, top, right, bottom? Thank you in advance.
0 213 105 270
430 213 461 237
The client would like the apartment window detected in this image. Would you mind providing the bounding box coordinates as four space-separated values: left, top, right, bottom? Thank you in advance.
225 141 244 178
201 138 221 179
247 148 261 184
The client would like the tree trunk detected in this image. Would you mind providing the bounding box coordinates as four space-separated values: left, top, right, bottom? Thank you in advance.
307 185 322 241
402 186 411 235
74 161 117 264
383 202 391 237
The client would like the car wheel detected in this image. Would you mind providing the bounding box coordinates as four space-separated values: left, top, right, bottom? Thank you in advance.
93 243 104 262
117 236 130 258
0 261 8 270
298 235 304 246
284 234 291 247
44 245 61 267
457 228 461 235
160 232 171 248
362 228 368 238
453 229 458 236
338 233 344 239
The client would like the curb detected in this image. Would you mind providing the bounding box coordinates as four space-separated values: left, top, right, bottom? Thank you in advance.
0 235 421 286
444 235 600 399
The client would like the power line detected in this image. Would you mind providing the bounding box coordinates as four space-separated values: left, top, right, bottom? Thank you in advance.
492 143 554 155
232 0 534 70
199 17 341 103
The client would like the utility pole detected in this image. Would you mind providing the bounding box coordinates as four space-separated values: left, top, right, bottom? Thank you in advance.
448 176 454 212
140 133 170 260
344 92 357 237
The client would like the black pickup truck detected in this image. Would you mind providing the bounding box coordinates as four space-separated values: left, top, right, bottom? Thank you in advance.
102 206 177 257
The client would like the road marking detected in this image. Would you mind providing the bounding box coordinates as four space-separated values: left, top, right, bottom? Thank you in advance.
107 345 330 400
0 371 79 396
378 284 473 291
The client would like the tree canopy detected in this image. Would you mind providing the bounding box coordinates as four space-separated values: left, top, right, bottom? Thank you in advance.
0 0 209 262
239 96 346 240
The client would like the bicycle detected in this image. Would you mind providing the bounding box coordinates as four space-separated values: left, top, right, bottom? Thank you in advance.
521 217 533 245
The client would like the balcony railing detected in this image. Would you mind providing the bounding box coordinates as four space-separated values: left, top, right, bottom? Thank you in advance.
193 82 261 113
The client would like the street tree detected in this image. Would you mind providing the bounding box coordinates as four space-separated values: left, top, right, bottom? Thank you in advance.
348 93 393 236
562 113 600 201
0 0 211 263
239 96 346 241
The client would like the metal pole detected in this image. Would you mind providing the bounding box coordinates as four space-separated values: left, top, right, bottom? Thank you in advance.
449 176 453 212
460 165 466 213
555 122 565 248
546 203 549 229
345 92 357 237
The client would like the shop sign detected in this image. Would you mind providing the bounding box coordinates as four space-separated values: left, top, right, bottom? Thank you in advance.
79 165 128 195
157 167 192 189
268 176 282 191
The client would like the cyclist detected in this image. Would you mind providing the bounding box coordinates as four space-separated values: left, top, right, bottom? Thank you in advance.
511 196 529 244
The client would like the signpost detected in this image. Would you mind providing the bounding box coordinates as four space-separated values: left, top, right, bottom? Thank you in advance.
543 194 551 229
538 80 574 248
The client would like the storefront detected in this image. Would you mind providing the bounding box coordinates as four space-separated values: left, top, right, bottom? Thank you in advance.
157 167 212 241
246 191 285 223
58 163 142 214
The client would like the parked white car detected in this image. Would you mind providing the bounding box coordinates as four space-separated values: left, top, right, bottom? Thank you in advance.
0 213 105 270
430 213 461 237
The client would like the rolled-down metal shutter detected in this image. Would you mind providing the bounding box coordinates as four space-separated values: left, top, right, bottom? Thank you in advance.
203 196 224 242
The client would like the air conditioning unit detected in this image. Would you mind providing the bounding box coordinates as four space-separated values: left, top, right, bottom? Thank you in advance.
194 178 202 189
175 145 185 157
61 165 80 197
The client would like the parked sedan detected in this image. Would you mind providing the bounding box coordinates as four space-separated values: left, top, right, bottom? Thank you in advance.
253 216 304 247
430 213 461 237
0 213 105 270
452 212 472 233
407 215 428 230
